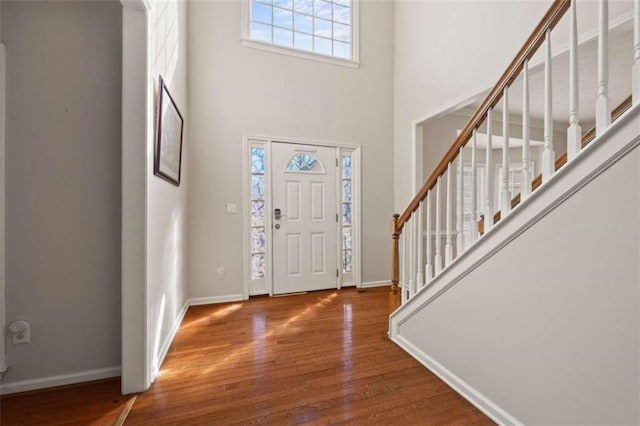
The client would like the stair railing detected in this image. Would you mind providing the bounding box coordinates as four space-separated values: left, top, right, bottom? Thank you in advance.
391 0 640 308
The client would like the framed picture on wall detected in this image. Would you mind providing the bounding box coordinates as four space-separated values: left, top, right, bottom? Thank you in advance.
154 75 184 186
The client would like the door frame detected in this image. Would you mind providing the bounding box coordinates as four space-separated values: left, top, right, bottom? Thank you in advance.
242 135 362 299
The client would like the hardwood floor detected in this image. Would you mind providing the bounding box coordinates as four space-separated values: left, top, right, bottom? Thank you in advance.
0 378 133 426
126 286 493 425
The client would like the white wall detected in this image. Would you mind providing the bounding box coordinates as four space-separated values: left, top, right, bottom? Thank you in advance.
187 0 394 299
394 0 634 212
397 141 640 423
146 0 189 381
2 1 122 387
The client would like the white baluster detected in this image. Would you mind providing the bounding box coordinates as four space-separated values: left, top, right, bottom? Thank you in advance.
408 216 414 298
633 0 640 105
456 153 465 255
542 29 556 182
522 60 532 201
412 213 419 295
400 231 406 304
416 201 424 290
483 109 494 232
567 0 582 161
425 191 433 282
596 0 611 134
445 164 453 265
434 176 443 274
470 129 478 243
501 87 511 215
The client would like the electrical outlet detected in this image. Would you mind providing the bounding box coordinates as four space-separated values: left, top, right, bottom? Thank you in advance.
225 203 237 214
9 320 30 344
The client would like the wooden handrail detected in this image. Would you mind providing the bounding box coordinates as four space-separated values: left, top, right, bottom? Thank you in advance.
395 0 571 234
483 95 633 228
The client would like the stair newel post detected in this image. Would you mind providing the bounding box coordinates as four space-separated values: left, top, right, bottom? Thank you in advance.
542 28 556 182
567 0 582 161
633 0 640 105
389 214 400 311
456 152 465 256
470 129 478 243
425 190 433 282
596 0 611 135
484 109 494 232
434 176 443 274
501 86 511 215
521 60 532 201
445 163 453 265
416 201 424 290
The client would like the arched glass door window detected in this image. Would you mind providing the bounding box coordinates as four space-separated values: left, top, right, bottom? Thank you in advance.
285 153 325 174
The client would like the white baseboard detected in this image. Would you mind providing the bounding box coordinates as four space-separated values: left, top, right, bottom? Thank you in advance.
392 335 520 425
360 280 390 288
151 300 189 382
188 293 245 306
0 366 121 395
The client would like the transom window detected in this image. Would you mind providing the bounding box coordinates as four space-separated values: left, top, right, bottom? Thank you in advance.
285 153 325 173
248 0 354 61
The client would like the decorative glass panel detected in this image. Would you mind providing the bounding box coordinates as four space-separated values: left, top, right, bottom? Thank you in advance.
294 13 313 34
342 203 351 226
294 32 313 51
252 227 266 253
274 7 293 29
251 22 272 43
342 227 352 250
285 153 323 172
294 0 313 14
252 254 265 279
314 36 332 55
333 41 350 59
252 201 265 227
314 0 332 19
274 27 293 47
333 3 350 24
251 147 265 174
342 179 352 202
314 18 332 38
251 1 273 24
342 155 351 179
274 0 293 9
342 250 352 273
252 175 265 200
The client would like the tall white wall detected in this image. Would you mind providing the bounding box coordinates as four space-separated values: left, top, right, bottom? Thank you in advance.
0 0 6 374
187 0 394 299
2 1 122 387
394 0 634 212
146 0 189 381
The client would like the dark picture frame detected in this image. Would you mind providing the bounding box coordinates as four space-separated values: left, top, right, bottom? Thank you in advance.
154 75 184 186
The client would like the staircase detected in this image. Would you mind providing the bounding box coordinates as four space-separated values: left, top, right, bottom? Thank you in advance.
388 0 640 423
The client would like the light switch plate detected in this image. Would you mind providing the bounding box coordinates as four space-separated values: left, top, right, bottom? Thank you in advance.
225 203 237 214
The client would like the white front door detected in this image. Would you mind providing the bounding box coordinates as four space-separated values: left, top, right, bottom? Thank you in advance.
272 142 338 295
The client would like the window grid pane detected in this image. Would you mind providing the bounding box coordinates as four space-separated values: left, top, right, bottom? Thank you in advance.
249 0 352 60
251 146 267 280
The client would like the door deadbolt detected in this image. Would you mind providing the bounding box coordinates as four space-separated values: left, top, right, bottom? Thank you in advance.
274 224 280 229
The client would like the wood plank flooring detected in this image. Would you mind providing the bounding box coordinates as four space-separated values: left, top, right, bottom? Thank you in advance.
0 378 132 425
126 286 493 425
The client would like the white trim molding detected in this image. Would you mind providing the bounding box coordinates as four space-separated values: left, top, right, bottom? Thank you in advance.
0 367 121 396
0 42 6 379
360 280 390 288
392 335 521 425
188 294 245 306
